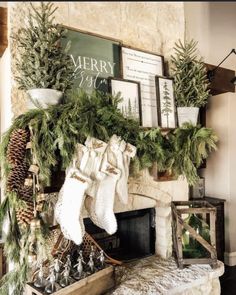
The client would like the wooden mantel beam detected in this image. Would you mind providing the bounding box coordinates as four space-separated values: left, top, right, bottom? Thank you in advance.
205 63 235 96
0 7 7 57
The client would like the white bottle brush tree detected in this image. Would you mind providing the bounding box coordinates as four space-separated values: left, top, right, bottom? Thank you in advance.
14 2 74 92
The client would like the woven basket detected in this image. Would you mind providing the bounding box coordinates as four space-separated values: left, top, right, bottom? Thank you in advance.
81 232 122 265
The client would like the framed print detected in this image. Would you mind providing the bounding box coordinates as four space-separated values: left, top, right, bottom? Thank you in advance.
108 77 142 125
121 46 164 127
156 76 177 129
63 26 121 93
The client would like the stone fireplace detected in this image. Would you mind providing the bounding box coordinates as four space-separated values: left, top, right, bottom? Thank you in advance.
111 169 188 259
82 169 224 294
85 207 156 261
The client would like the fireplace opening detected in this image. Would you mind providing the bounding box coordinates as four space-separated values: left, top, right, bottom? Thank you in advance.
84 208 156 261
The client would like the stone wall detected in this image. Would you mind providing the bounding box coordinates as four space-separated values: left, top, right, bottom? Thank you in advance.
8 1 185 116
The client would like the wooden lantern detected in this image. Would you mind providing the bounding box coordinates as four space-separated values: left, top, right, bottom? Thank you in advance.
171 200 217 269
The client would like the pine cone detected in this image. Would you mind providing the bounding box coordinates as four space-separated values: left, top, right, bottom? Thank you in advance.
6 161 29 192
16 200 34 226
16 186 34 226
18 185 33 202
7 129 30 166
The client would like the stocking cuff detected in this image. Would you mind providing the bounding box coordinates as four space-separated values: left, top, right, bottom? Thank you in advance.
85 136 107 154
109 134 126 152
119 139 126 152
67 167 92 188
124 143 137 158
101 160 121 179
76 143 87 153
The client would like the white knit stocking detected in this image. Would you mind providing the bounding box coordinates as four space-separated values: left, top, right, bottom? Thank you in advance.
123 143 137 180
106 135 129 204
86 153 121 235
54 167 91 245
79 137 107 198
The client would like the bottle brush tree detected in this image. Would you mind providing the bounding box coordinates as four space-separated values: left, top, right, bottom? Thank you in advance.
14 2 74 92
171 39 210 107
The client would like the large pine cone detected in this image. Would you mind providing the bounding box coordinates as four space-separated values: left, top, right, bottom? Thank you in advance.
7 128 30 166
6 161 29 192
16 200 34 227
16 186 34 227
18 185 33 202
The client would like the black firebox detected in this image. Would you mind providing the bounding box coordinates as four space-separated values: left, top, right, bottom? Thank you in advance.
84 208 156 261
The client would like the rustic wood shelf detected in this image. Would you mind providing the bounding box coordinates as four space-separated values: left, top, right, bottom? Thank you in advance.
205 63 235 96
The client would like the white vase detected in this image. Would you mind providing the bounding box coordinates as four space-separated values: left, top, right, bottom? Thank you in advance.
177 107 199 127
26 88 63 109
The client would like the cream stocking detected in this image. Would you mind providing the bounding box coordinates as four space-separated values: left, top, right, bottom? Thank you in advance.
54 167 91 245
79 137 107 198
86 153 121 235
107 135 129 204
123 143 137 179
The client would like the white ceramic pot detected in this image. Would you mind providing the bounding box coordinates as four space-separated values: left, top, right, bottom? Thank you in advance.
26 88 63 109
177 107 199 127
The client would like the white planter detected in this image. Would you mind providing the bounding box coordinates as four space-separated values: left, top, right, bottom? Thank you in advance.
177 107 199 127
26 88 63 109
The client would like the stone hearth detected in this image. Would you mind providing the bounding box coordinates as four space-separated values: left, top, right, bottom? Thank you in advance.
107 256 224 295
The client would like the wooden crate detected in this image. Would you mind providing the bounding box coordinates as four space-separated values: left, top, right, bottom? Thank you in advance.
171 200 217 269
25 265 114 295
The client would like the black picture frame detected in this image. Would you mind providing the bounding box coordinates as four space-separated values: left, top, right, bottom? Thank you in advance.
108 77 142 125
155 75 177 129
121 45 164 128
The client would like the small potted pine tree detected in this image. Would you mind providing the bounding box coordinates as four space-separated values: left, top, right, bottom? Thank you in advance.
14 2 74 109
170 39 210 126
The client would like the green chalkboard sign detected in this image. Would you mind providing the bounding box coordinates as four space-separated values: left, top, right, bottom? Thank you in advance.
64 27 121 93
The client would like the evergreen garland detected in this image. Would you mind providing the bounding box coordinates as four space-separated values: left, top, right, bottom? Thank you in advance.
14 2 74 92
171 39 210 107
0 90 218 186
131 128 166 175
170 123 218 185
